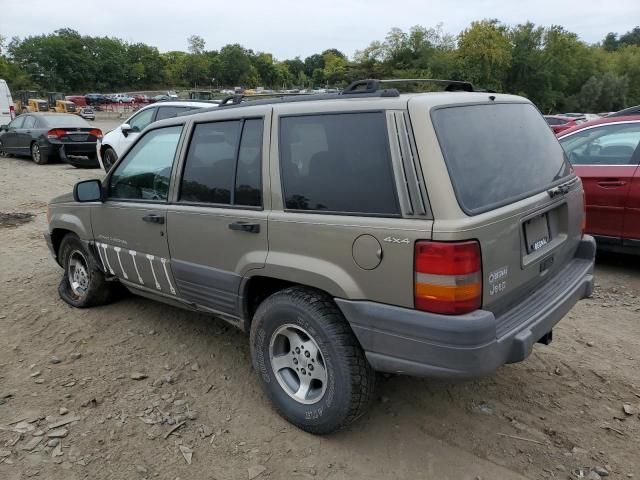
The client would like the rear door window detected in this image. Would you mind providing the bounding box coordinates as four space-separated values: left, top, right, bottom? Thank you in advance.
432 103 572 215
179 118 264 207
279 112 399 215
156 106 192 121
22 116 36 129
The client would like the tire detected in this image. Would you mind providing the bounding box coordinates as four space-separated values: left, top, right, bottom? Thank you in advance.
250 287 375 434
102 147 118 172
31 142 48 165
58 234 116 308
0 139 8 157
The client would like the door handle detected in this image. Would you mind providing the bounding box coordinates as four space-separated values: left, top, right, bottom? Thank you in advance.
597 179 626 187
228 221 260 233
142 214 165 224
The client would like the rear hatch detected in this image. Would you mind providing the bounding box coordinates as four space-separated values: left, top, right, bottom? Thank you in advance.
416 100 584 324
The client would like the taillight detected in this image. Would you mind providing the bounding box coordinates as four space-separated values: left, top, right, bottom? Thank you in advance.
89 128 103 139
414 240 482 315
9 105 15 120
47 129 66 139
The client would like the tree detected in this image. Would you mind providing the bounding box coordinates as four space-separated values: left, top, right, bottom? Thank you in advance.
187 35 206 55
215 44 253 86
568 72 628 112
456 20 512 91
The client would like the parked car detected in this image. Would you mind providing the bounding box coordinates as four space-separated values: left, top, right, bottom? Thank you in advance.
0 79 15 124
132 94 148 104
45 79 594 434
85 93 107 106
66 95 88 107
79 107 95 120
0 113 102 167
607 105 640 118
97 100 216 171
113 94 135 103
558 116 640 254
544 115 578 134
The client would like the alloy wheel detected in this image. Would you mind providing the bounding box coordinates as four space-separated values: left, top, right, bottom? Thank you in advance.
269 324 328 405
67 250 90 298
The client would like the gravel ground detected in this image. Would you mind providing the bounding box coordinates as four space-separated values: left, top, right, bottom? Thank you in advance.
0 137 639 480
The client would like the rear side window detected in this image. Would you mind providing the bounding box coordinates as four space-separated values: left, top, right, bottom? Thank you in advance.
432 103 572 215
279 112 399 215
180 118 263 207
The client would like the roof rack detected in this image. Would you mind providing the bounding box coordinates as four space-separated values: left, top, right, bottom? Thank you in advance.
189 78 476 113
342 78 475 94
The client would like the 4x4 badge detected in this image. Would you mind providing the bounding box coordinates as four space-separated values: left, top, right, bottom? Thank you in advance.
383 236 410 244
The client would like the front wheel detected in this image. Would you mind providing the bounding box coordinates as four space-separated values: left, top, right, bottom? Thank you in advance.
102 147 118 172
250 287 375 434
31 143 48 165
0 139 8 157
58 234 116 308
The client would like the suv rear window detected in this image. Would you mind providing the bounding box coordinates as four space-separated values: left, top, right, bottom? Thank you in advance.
279 112 399 216
432 103 572 215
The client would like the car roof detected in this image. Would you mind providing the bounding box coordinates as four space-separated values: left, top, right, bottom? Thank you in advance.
557 115 640 137
182 91 527 118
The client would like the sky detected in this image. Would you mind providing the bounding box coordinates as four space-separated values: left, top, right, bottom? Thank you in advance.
1 0 639 59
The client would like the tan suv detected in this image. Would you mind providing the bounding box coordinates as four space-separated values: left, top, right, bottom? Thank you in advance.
45 79 595 434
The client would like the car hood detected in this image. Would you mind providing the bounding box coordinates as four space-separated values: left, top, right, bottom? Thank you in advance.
49 192 75 204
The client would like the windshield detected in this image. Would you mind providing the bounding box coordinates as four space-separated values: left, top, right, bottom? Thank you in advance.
432 103 572 215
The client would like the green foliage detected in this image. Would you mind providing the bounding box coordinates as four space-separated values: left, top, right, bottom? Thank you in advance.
0 23 638 113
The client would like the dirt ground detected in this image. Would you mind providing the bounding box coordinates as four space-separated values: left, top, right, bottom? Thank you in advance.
1 125 639 479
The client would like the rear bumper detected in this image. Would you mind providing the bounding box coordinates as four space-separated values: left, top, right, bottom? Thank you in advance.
56 143 99 168
336 235 596 378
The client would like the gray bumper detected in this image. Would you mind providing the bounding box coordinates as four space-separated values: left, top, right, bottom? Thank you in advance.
336 236 596 379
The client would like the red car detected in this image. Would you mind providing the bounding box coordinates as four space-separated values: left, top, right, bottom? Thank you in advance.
558 116 640 253
544 115 579 134
65 95 87 107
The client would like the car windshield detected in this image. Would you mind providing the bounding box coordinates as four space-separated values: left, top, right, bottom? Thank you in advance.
432 103 572 215
42 115 91 128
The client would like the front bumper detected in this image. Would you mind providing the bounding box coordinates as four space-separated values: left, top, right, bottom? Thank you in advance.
336 235 596 379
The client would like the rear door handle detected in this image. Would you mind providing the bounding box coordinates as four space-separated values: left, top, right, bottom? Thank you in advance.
597 179 626 187
142 214 165 224
228 222 260 233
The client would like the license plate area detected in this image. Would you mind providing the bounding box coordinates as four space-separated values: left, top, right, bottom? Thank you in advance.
524 213 550 254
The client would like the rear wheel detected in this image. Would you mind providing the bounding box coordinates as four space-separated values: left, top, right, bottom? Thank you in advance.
58 234 116 308
102 147 118 172
250 287 375 434
31 143 48 165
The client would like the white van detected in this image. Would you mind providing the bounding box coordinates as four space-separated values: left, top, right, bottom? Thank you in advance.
0 79 15 124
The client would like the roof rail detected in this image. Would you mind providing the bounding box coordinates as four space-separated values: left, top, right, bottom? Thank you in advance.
342 78 475 94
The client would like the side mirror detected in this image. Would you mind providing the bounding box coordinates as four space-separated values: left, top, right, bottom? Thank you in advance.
121 123 132 137
0 124 7 132
74 179 103 202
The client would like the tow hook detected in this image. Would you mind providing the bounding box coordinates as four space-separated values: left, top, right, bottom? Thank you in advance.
537 330 553 345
